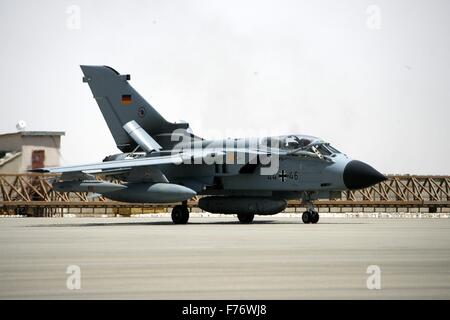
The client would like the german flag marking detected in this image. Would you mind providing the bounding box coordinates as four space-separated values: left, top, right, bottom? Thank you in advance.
121 94 132 105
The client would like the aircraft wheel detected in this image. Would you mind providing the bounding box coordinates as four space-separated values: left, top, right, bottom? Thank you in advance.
172 205 189 224
237 213 254 224
302 211 311 224
302 210 319 224
310 211 320 224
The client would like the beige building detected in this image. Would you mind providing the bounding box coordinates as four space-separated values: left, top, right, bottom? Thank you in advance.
0 131 64 173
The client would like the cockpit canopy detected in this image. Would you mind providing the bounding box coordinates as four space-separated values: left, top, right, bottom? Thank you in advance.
260 135 341 158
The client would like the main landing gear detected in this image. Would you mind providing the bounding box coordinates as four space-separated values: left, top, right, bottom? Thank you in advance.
171 202 189 224
302 209 319 224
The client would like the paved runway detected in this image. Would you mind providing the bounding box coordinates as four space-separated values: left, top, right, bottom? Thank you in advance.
0 216 449 299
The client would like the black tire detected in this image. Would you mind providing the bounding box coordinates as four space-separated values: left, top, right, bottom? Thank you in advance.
310 211 320 224
237 213 254 224
171 205 189 224
302 211 311 224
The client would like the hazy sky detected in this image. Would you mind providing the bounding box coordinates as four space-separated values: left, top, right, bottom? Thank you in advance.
1 0 449 174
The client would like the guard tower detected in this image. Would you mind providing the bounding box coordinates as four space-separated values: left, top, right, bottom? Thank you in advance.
0 131 65 173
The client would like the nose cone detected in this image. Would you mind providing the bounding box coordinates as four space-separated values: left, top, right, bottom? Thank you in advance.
343 160 387 190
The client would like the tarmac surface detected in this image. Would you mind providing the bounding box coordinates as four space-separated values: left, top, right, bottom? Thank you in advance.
0 216 449 299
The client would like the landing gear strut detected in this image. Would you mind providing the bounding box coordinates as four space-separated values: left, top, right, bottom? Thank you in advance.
237 213 254 224
171 203 189 224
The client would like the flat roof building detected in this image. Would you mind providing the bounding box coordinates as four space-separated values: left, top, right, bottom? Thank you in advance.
0 131 65 173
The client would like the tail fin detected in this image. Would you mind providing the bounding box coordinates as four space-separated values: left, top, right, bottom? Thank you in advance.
80 65 191 152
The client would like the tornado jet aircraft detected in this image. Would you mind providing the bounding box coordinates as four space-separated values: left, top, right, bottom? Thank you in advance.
31 65 387 224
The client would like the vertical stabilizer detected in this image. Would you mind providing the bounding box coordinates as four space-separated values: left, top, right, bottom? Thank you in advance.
80 65 190 152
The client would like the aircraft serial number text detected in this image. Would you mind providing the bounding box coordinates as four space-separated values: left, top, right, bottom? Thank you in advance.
267 170 299 182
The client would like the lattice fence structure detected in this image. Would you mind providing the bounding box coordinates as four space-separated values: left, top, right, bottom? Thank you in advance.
0 173 449 216
343 175 449 203
0 173 106 203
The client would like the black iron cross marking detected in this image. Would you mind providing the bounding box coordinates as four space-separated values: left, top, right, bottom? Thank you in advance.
279 170 287 182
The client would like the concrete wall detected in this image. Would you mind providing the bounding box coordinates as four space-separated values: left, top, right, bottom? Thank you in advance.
21 135 61 149
0 134 22 151
0 154 22 174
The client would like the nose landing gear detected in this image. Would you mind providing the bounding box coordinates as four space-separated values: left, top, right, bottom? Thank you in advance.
301 193 320 224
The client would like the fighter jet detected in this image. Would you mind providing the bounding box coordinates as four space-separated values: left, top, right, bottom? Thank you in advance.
31 65 387 224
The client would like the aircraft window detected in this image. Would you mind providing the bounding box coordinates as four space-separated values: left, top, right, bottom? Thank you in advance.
326 145 341 154
282 136 311 150
316 145 332 156
284 136 300 150
261 136 320 155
